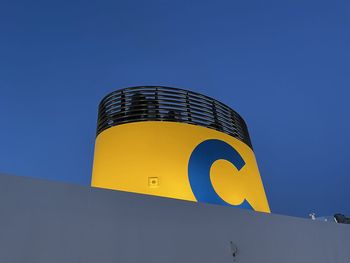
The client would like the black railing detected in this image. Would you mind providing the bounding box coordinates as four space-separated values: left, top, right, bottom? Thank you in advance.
97 86 252 148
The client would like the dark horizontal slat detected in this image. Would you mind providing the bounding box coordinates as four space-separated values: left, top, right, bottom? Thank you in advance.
100 90 234 117
99 97 245 130
98 106 241 135
97 86 252 149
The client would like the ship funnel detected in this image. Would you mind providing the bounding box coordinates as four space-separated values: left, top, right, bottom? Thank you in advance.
92 86 270 212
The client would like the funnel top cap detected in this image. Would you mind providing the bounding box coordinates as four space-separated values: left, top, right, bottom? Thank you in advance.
97 86 252 148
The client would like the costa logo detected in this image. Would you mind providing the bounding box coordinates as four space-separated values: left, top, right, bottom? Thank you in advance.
188 139 253 209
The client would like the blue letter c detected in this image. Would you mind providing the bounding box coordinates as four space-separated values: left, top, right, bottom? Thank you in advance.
188 139 252 209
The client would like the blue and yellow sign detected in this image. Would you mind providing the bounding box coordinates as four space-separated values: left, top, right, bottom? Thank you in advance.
91 121 270 213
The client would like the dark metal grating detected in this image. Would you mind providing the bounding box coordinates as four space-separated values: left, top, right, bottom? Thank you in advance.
97 86 253 149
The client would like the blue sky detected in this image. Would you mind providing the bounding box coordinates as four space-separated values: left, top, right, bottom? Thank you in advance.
0 0 349 217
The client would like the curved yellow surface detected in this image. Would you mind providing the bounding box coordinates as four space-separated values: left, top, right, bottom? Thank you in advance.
91 121 270 213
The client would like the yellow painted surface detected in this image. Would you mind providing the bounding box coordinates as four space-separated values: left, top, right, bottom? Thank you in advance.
91 121 270 213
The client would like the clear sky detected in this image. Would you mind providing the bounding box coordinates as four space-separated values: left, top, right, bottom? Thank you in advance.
0 0 349 218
